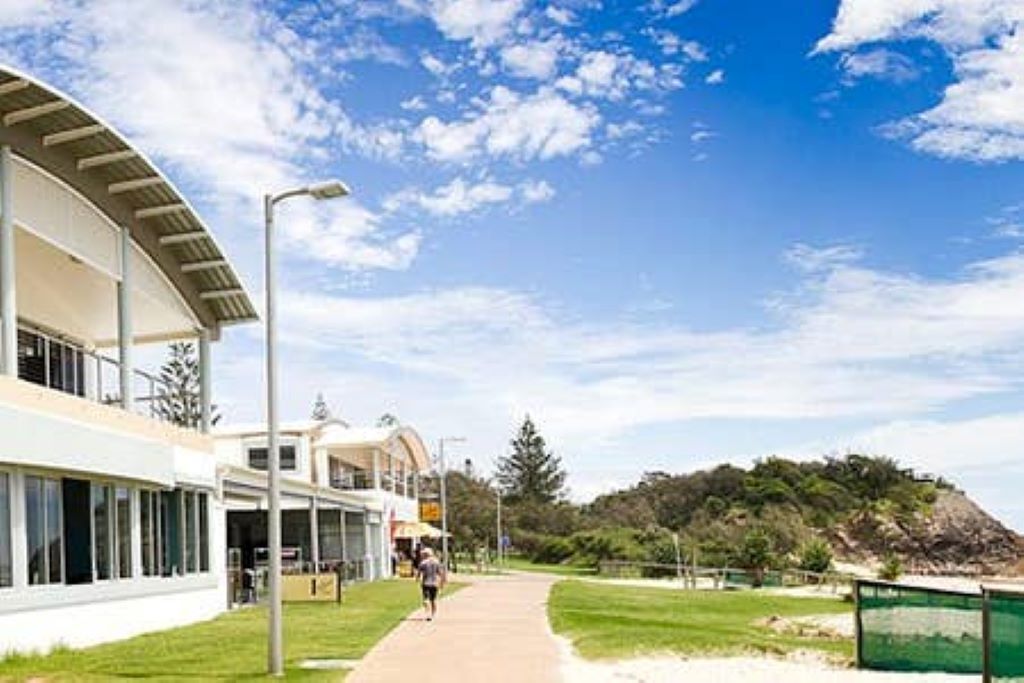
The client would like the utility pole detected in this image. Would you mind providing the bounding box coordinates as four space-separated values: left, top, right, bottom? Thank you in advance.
496 489 503 568
437 436 465 569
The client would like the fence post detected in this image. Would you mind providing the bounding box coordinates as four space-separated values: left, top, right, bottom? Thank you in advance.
982 588 991 683
854 579 864 669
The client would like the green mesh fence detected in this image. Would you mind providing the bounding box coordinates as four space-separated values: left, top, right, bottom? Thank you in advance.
857 581 983 674
987 590 1024 682
722 569 783 588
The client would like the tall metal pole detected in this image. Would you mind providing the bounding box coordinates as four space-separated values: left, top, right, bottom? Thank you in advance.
198 327 212 433
496 490 502 568
118 225 133 408
264 194 283 676
439 438 449 568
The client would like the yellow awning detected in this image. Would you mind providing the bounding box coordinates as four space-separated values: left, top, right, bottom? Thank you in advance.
393 521 449 539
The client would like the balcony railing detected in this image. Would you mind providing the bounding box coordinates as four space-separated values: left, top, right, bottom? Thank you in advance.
329 471 374 491
17 325 178 425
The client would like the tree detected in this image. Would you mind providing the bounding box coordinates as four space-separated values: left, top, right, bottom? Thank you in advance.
311 393 331 421
154 342 218 428
735 528 774 587
377 413 400 428
799 538 833 574
496 416 566 504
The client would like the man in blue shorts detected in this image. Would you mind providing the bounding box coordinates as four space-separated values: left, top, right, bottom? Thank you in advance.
416 547 446 621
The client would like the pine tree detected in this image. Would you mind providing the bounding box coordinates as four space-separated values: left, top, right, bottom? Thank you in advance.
153 342 218 428
311 393 331 421
496 416 566 504
377 413 400 428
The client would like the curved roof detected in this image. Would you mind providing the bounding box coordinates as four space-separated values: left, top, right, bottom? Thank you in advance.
316 425 432 472
0 65 256 334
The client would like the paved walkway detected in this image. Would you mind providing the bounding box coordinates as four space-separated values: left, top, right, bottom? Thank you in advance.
347 573 561 683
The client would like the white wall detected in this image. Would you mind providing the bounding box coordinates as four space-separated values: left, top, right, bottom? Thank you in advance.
0 584 224 653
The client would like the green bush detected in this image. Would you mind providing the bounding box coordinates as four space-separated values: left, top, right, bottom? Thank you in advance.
798 538 833 574
532 537 573 564
878 553 903 582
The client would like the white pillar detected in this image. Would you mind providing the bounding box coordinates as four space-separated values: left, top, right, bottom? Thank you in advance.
340 509 348 562
372 450 381 490
0 145 16 377
198 328 211 432
364 510 373 580
309 497 320 569
131 489 143 578
389 450 396 497
10 472 27 588
118 226 133 409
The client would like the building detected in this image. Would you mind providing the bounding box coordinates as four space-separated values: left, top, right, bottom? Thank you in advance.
0 66 257 653
212 419 431 591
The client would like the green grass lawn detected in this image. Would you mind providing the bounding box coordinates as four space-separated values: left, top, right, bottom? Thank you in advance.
549 580 853 661
502 555 597 577
0 580 462 681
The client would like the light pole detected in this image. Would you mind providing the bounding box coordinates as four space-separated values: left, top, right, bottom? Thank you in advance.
496 488 503 568
437 436 465 569
264 179 349 676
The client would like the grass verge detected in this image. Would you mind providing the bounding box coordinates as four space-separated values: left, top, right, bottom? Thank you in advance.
502 555 597 577
0 580 463 681
549 580 852 661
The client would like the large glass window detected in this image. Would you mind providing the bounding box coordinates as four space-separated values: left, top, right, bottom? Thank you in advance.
247 445 296 471
17 329 85 397
92 483 112 580
116 487 132 578
198 493 209 572
159 490 182 576
0 473 10 588
26 475 63 585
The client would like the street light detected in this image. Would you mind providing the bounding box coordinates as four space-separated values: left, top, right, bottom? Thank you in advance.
437 436 465 569
264 179 349 676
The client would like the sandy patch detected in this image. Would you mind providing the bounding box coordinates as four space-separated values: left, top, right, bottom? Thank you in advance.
555 635 973 682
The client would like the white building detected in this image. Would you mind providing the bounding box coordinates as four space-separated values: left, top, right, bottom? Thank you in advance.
0 66 258 653
213 419 431 586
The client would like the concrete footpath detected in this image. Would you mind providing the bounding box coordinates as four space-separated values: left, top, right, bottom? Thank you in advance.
346 572 561 683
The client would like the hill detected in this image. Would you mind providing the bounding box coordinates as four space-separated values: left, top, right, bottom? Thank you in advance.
582 455 1023 576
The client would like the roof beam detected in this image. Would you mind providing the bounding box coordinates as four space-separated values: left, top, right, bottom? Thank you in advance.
108 176 163 194
77 149 137 170
181 259 228 273
3 100 70 126
158 230 207 246
199 288 245 301
135 203 187 220
0 80 29 97
43 123 105 147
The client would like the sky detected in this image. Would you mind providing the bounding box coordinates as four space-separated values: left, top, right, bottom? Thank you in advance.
3 0 1024 527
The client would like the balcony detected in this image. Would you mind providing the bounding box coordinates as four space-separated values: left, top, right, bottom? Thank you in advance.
17 325 180 426
329 470 374 491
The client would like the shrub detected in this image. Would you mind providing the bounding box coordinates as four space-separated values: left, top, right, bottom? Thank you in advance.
798 539 833 574
532 537 573 564
735 528 775 587
878 553 903 582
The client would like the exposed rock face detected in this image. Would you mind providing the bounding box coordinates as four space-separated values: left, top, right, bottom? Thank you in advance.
828 490 1024 576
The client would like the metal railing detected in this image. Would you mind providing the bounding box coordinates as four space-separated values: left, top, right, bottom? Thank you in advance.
17 324 178 425
597 560 854 592
329 471 374 491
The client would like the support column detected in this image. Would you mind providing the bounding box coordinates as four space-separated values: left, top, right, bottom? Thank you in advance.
364 510 373 580
389 450 396 497
198 328 212 432
118 226 133 409
0 145 16 377
340 509 348 563
372 450 381 490
309 497 320 569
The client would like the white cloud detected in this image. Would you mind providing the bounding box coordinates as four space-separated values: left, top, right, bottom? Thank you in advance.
414 85 600 161
407 0 526 48
229 246 1024 461
784 243 864 272
0 0 417 271
334 28 407 65
564 49 684 101
648 0 699 18
818 0 1024 161
840 48 919 83
500 38 563 80
705 68 725 84
400 95 429 111
545 5 575 26
385 176 556 217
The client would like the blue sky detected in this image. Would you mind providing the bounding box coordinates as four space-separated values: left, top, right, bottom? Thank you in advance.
4 0 1024 527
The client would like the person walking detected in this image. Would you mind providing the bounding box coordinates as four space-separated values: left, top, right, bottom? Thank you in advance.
416 547 446 621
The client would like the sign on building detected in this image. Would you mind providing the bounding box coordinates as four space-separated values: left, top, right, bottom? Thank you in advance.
420 501 441 522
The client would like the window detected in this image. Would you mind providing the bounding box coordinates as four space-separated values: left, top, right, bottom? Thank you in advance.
25 475 63 585
116 487 132 578
184 491 196 573
159 490 181 576
17 329 85 397
0 473 10 588
92 484 112 580
141 490 158 577
198 493 209 572
247 445 297 471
